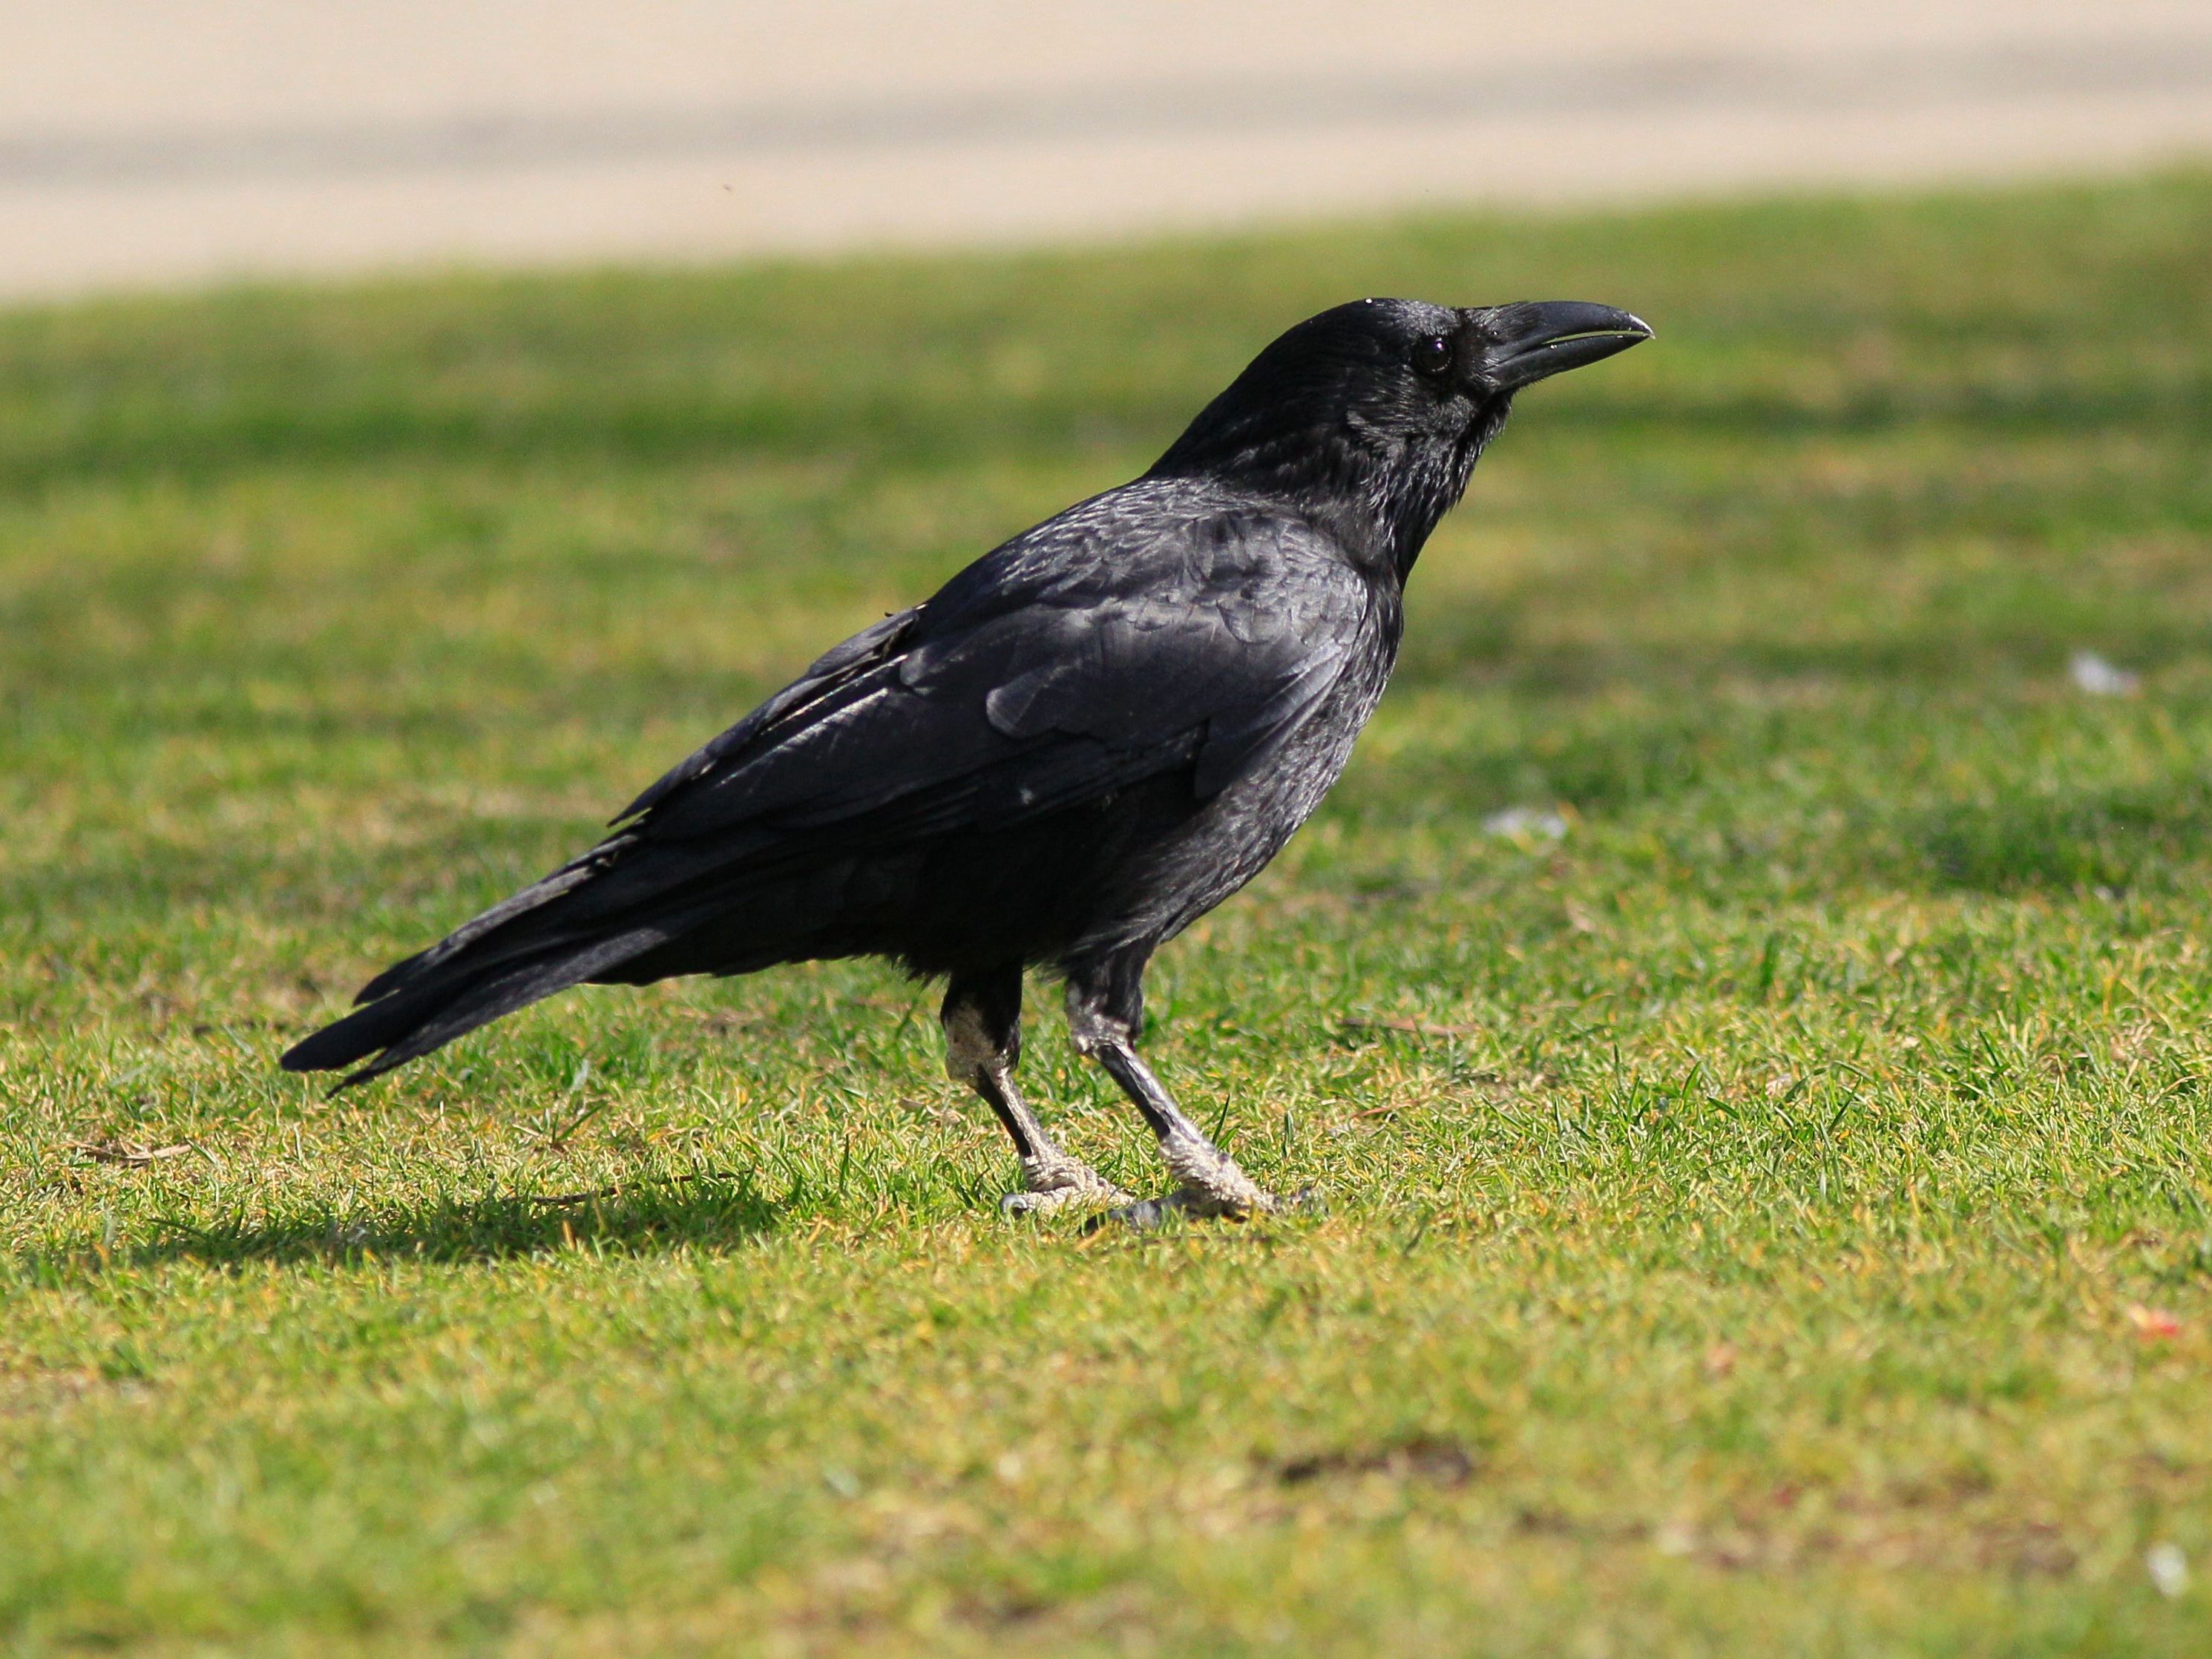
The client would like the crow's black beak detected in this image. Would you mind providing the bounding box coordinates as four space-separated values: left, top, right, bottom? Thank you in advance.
1474 300 1652 392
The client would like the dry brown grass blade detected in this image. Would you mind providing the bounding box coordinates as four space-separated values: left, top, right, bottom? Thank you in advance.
1339 1015 1485 1039
68 1140 193 1167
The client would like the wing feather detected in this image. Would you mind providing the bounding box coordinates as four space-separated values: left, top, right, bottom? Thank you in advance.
633 503 1371 851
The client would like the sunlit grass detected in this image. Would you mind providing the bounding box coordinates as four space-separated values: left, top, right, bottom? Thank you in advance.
3 171 2211 1655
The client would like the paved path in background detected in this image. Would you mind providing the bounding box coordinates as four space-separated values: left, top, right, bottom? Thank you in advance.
4 0 2210 298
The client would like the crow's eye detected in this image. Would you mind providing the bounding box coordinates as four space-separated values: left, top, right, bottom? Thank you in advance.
1412 333 1455 378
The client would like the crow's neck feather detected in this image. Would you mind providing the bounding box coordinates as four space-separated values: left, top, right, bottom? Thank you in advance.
1148 401 1512 582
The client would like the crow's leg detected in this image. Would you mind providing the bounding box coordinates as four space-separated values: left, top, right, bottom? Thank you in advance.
1064 956 1286 1223
942 966 1129 1215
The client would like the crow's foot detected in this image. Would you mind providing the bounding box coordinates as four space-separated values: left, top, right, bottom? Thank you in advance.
1088 1184 1325 1232
998 1159 1131 1217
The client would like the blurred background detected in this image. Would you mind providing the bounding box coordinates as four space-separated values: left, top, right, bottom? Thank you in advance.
7 0 2211 298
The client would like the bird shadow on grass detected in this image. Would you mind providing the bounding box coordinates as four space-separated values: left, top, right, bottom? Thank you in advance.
90 1167 801 1277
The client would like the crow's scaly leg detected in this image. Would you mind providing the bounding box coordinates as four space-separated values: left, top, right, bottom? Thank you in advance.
1063 956 1290 1224
941 966 1128 1214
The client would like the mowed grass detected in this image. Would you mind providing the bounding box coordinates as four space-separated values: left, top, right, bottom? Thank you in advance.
4 172 2212 1656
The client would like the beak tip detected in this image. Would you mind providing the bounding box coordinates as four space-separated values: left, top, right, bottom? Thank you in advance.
1479 300 1654 391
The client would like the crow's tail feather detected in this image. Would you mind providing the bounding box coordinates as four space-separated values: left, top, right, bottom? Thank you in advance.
283 823 856 1086
280 924 678 1087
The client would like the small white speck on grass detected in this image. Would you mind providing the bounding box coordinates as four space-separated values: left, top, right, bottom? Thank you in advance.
2148 1542 2188 1598
1483 806 1568 841
822 1467 861 1499
2071 651 2141 696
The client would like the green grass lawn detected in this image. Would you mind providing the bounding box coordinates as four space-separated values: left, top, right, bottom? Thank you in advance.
4 171 2212 1656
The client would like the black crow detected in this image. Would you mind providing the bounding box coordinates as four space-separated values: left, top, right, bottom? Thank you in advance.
283 297 1650 1221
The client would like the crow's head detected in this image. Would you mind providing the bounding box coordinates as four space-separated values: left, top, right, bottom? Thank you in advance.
1150 297 1650 574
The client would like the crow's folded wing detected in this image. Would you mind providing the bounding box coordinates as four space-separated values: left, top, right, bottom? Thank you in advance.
624 508 1375 847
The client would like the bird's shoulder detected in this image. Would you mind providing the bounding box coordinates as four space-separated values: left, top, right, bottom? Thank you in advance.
895 479 1375 723
922 476 1371 631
